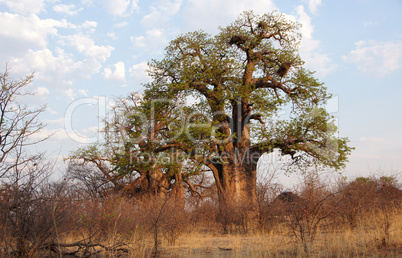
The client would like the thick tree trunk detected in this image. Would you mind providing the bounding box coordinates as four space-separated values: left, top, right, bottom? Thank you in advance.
216 150 259 207
212 144 260 231
210 96 262 232
170 170 185 208
213 150 259 233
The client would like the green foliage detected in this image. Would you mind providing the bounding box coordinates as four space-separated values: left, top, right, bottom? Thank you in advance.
379 176 396 184
145 10 352 170
67 11 353 200
355 177 372 183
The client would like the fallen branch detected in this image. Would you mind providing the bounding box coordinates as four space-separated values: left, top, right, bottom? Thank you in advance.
43 241 129 257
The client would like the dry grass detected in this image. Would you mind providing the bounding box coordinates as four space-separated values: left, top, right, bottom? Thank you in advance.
94 209 401 257
3 207 401 257
2 175 401 257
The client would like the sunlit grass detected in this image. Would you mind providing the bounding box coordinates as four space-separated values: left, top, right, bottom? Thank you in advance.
109 209 402 257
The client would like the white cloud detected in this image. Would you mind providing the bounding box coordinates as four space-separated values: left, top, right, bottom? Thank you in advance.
103 61 126 82
46 117 66 127
9 48 102 90
37 86 50 97
81 126 99 136
295 5 335 77
131 36 145 48
53 4 83 16
81 20 97 31
0 0 47 15
46 107 58 115
114 21 129 28
9 48 72 75
342 40 402 77
106 0 139 16
81 0 94 5
34 125 102 147
0 12 69 50
302 0 322 14
296 6 314 39
65 88 75 100
32 128 70 143
16 85 50 106
78 89 88 96
129 61 152 84
107 32 117 40
131 29 167 49
182 0 277 32
141 0 183 29
64 34 114 62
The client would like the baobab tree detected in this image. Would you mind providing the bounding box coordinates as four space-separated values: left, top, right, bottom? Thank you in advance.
144 11 352 210
67 91 200 201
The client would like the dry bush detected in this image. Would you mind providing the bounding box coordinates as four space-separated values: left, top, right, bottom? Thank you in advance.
0 176 76 257
334 176 378 229
257 181 283 234
1 162 401 257
97 195 141 240
216 195 257 234
255 158 286 234
315 206 402 256
188 199 219 233
138 195 188 254
334 175 402 239
54 192 143 257
284 172 343 254
365 176 401 248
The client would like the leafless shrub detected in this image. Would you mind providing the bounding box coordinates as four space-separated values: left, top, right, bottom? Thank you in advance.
0 162 76 257
334 176 378 229
257 183 283 233
285 172 343 254
138 195 188 255
98 195 141 242
184 172 216 211
216 194 256 234
189 199 218 233
369 176 401 248
66 162 114 198
334 174 402 245
41 191 138 257
0 68 48 180
255 156 287 234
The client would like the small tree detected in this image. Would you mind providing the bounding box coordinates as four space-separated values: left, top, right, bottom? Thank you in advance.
335 177 377 229
287 172 342 253
0 67 47 179
370 176 401 248
0 67 66 256
139 196 187 255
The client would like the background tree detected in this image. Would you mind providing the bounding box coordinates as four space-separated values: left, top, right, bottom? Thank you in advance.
67 92 203 201
0 68 47 179
145 11 352 210
335 176 376 229
335 176 402 247
0 68 71 256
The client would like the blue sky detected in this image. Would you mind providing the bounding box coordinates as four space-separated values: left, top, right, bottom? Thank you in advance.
1 0 402 180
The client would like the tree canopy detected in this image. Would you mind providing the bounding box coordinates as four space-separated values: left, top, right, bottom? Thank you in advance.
68 11 352 208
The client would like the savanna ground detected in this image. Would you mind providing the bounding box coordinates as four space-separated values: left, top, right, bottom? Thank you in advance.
121 214 402 258
33 206 402 257
1 172 401 257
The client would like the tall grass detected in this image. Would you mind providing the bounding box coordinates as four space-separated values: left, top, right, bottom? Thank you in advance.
1 175 401 257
